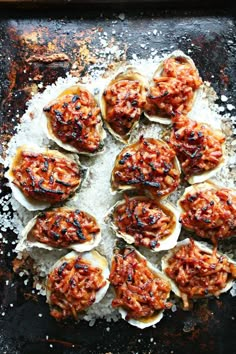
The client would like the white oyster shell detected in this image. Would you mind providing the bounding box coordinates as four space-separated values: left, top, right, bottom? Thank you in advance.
161 238 236 299
110 138 181 198
16 207 101 253
42 84 106 155
144 50 202 124
46 250 110 307
111 248 171 328
105 196 181 252
187 145 225 184
5 144 87 211
99 66 148 143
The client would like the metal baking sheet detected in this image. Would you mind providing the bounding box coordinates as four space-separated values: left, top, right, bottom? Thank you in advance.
0 4 236 354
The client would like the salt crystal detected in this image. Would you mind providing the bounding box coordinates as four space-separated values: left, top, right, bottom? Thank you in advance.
171 304 177 312
221 95 228 102
227 104 235 111
118 13 125 21
38 313 43 317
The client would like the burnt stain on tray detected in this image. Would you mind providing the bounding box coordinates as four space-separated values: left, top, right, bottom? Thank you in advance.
0 6 236 354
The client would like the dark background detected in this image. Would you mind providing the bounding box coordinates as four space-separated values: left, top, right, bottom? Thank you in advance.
0 2 236 353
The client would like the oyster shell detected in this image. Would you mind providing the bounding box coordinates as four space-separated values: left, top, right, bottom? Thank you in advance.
17 207 101 252
162 238 236 308
177 181 236 242
100 66 148 143
109 246 171 328
110 136 181 198
6 145 86 211
105 195 181 252
144 50 202 124
169 115 225 184
46 250 110 320
42 84 106 155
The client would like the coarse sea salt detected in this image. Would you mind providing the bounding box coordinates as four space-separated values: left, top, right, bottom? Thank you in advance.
1 51 236 326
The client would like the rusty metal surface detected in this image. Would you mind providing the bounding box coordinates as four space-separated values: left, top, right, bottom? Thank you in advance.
0 5 236 354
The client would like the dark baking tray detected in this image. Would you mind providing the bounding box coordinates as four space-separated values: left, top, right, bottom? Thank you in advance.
0 2 236 354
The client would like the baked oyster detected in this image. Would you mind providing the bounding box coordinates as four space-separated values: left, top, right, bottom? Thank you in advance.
145 50 202 124
43 85 106 155
6 145 86 210
46 250 110 320
105 195 181 251
17 207 101 252
100 66 147 143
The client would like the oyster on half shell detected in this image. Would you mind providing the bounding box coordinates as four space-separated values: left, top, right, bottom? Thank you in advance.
46 250 110 320
42 84 106 155
144 50 203 124
169 115 225 184
162 238 236 309
110 136 181 198
177 181 236 243
17 207 101 253
100 66 148 143
6 145 87 211
109 246 172 328
105 195 181 252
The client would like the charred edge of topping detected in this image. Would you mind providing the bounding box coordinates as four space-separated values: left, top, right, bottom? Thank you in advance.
36 179 64 195
57 262 68 276
74 263 88 271
56 179 73 187
73 219 86 240
119 153 132 165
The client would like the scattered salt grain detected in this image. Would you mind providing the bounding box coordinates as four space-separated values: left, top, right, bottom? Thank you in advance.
171 304 177 312
118 13 125 21
227 104 235 111
38 313 43 317
230 288 236 297
221 95 228 102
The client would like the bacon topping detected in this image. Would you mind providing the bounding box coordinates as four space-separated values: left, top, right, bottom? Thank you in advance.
113 196 175 249
146 56 202 117
169 115 225 179
103 79 146 138
162 57 202 90
180 187 236 243
164 239 236 309
29 209 100 248
11 149 82 203
112 136 180 197
47 256 106 320
44 88 103 153
147 77 194 116
109 247 171 320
